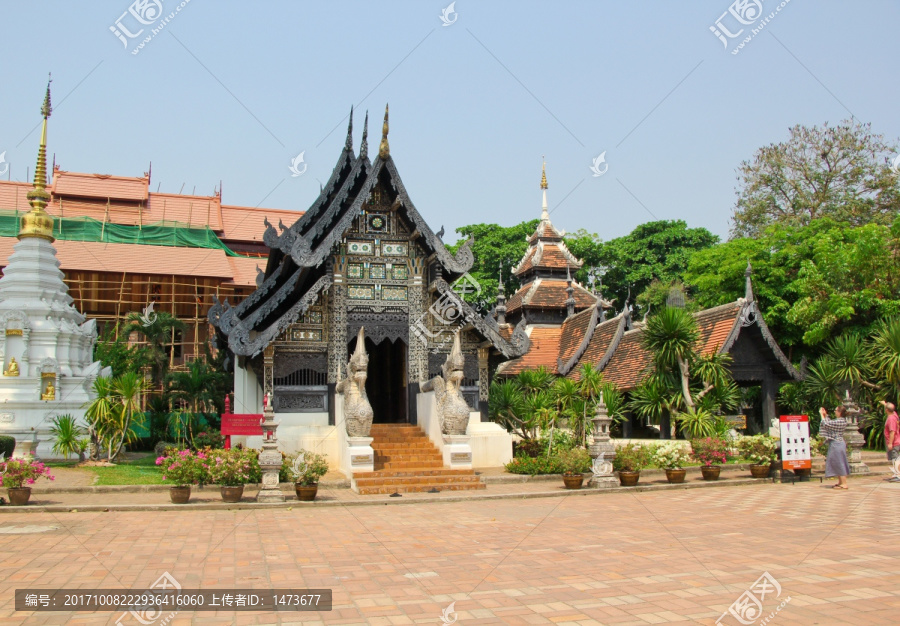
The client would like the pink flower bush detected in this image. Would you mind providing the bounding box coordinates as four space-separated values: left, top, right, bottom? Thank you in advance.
690 437 731 467
0 459 54 489
156 449 209 486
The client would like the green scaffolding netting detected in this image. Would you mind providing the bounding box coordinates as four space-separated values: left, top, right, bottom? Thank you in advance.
0 210 250 257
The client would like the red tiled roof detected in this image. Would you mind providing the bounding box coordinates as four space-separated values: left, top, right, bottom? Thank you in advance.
556 307 597 366
0 238 238 280
225 256 265 287
221 204 303 243
146 193 224 230
497 327 563 376
506 279 596 314
696 302 742 355
52 170 149 201
513 240 582 276
600 329 654 390
567 314 627 381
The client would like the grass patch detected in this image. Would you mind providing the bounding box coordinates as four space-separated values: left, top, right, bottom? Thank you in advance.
82 453 164 486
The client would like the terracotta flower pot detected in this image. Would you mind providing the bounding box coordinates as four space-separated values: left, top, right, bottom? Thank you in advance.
7 487 32 506
295 483 318 501
750 464 771 479
701 466 721 481
220 485 244 503
562 473 584 490
665 469 687 484
169 486 191 504
618 470 641 487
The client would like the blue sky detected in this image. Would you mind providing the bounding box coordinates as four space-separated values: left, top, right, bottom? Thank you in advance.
1 1 897 244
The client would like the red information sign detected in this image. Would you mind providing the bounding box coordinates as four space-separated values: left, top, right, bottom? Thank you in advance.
220 396 262 449
779 414 812 470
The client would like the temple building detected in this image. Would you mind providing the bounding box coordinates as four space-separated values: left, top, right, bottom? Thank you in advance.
210 107 528 476
0 154 301 371
0 83 109 457
497 169 802 435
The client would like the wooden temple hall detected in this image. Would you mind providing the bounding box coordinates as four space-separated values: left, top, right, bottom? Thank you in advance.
210 106 800 478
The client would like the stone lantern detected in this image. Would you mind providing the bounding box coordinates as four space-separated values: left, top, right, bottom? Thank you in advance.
256 393 285 502
588 392 618 488
842 390 869 474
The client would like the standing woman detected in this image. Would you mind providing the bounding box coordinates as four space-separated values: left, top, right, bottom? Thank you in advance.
819 405 850 490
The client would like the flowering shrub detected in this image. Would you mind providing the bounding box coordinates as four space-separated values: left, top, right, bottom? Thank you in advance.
285 450 329 486
156 449 210 486
192 431 225 451
207 449 252 486
0 458 54 489
690 437 731 467
505 455 565 475
652 441 691 470
613 443 651 472
736 434 778 465
557 447 591 475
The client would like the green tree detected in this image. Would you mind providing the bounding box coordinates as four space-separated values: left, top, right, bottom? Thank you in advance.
731 119 900 238
124 311 186 386
579 220 718 314
93 325 151 377
167 357 228 415
449 220 539 307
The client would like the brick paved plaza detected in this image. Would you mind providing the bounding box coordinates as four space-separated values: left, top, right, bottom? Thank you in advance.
1 475 898 625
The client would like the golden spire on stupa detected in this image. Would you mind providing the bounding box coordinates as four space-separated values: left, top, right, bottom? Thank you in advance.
19 77 55 242
540 158 548 190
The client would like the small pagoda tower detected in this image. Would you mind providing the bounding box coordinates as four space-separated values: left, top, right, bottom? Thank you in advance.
0 81 107 457
505 160 595 327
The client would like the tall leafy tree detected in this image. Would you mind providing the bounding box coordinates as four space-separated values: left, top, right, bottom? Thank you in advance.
731 119 900 238
449 220 539 307
124 311 186 386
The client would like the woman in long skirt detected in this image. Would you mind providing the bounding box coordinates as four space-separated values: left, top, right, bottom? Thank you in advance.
819 406 850 489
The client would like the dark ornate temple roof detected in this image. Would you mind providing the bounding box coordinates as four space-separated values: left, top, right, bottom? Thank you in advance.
209 107 526 364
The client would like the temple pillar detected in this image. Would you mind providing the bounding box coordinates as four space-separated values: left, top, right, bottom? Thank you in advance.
761 370 777 431
478 347 490 422
263 345 274 400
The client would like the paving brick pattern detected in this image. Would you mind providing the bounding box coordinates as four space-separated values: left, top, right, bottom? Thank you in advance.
1 475 899 624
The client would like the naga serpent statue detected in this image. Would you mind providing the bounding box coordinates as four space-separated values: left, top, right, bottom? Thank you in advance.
337 326 374 437
422 330 470 435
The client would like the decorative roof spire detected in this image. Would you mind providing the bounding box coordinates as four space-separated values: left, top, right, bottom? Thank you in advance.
565 265 575 318
744 260 754 302
344 106 354 151
378 104 390 159
20 76 55 242
496 262 507 325
540 157 549 221
360 110 369 160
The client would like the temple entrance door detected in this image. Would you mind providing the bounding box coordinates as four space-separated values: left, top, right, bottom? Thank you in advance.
347 336 408 424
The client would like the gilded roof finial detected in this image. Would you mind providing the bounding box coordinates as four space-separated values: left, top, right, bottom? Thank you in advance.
344 106 354 151
360 111 369 160
540 157 550 222
378 104 390 159
20 75 55 242
540 157 548 190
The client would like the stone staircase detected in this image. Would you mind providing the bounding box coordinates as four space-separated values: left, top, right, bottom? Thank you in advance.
352 424 485 495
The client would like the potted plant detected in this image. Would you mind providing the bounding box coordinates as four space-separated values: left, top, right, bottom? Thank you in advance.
613 443 650 486
0 457 54 505
652 441 691 484
287 450 329 501
691 437 730 480
557 447 591 489
208 449 251 502
157 448 208 503
736 434 778 478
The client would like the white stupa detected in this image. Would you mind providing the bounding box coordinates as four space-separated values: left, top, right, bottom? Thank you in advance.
0 81 107 457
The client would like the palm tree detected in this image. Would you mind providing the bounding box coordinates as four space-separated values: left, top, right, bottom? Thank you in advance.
553 377 582 445
643 307 701 410
124 310 186 386
49 414 84 460
84 376 115 460
488 379 531 440
108 372 150 460
577 364 605 445
166 358 225 414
